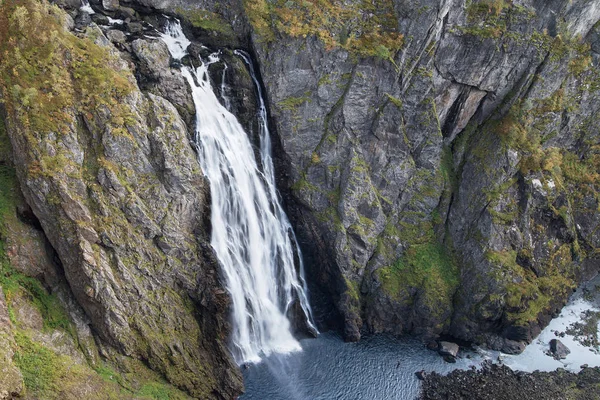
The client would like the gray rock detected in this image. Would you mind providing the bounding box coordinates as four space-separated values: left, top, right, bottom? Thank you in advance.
91 13 109 26
106 29 126 44
1 8 242 399
249 0 600 354
438 341 459 358
126 21 143 34
74 11 92 31
102 0 119 11
550 339 571 360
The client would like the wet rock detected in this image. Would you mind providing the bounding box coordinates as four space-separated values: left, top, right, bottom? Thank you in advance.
443 355 457 364
91 13 109 26
426 341 439 351
74 11 92 31
502 339 526 355
416 370 428 380
549 339 571 360
421 363 600 400
438 341 459 358
102 0 119 11
106 29 126 44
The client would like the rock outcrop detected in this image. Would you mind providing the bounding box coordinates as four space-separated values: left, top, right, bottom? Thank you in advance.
242 0 600 352
0 0 248 397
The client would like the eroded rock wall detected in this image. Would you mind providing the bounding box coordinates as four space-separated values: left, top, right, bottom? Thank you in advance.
244 0 600 351
0 0 248 397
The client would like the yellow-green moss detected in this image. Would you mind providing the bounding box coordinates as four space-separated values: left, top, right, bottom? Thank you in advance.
486 247 576 325
175 7 235 39
0 0 133 144
243 0 403 59
377 226 459 319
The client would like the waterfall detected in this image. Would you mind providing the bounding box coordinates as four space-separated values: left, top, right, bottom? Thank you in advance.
159 21 317 364
79 0 95 14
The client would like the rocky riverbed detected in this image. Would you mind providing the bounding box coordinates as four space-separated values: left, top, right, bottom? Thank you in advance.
420 362 600 400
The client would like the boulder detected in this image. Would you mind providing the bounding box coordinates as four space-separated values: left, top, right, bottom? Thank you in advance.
549 339 570 360
438 341 459 358
74 10 92 31
106 29 127 44
102 0 119 11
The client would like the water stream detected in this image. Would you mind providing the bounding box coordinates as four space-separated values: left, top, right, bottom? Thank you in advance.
159 21 316 365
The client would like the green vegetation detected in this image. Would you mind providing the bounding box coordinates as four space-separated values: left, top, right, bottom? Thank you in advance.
243 0 403 59
12 331 189 399
377 226 459 318
385 93 403 110
0 0 133 175
175 8 235 39
0 265 73 333
486 247 575 325
459 0 534 39
278 93 312 111
13 333 107 399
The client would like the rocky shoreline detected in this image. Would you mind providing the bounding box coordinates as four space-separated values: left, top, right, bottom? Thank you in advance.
420 362 600 400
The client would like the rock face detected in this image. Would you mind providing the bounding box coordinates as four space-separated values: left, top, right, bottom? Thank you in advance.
0 0 249 398
243 0 600 351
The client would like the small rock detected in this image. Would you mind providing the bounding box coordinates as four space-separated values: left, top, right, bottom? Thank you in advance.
501 339 526 355
549 339 570 360
116 6 136 20
126 22 143 34
91 13 109 25
438 341 459 358
102 0 119 11
581 364 589 369
106 29 126 44
426 341 438 351
74 11 92 31
415 370 427 380
443 355 457 363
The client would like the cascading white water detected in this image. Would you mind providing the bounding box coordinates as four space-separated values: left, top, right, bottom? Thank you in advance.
80 0 95 14
159 21 317 364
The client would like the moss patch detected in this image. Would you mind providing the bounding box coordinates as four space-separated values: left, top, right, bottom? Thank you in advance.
486 247 576 325
243 0 403 59
0 0 133 141
175 7 235 39
377 226 459 321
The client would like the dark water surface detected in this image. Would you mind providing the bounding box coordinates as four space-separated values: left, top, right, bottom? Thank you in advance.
240 332 481 400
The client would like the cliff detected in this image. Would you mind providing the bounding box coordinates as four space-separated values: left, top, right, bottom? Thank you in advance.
0 0 245 397
245 0 600 353
0 0 599 398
